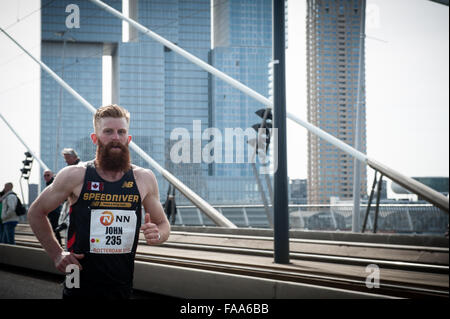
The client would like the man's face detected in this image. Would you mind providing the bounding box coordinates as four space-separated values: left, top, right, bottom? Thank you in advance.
91 117 132 172
63 154 78 165
43 171 53 183
94 117 129 143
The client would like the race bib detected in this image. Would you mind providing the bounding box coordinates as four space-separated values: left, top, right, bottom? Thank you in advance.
90 209 137 254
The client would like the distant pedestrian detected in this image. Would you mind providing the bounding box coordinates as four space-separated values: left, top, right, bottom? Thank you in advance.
0 183 19 244
57 148 82 244
44 170 62 246
0 188 5 243
61 148 80 166
164 184 177 225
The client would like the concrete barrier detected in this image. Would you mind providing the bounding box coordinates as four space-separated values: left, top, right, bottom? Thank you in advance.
1 244 394 299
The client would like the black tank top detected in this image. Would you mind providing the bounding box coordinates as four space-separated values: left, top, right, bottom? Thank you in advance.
66 161 142 291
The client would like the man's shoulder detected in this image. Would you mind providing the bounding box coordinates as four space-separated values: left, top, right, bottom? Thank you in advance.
132 165 156 178
131 165 158 189
56 165 87 183
5 191 17 200
4 192 17 207
62 164 87 174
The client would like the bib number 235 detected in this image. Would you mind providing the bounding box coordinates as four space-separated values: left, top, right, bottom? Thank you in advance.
90 209 137 254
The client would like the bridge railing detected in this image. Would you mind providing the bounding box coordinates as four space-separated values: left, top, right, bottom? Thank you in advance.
172 204 449 235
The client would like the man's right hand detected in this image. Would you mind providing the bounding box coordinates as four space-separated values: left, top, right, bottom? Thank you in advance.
54 252 84 273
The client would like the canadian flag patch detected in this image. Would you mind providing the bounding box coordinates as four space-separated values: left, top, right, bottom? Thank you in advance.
87 181 104 191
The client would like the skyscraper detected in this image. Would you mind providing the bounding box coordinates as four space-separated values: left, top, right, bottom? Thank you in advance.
306 0 367 204
210 0 273 203
41 0 122 175
40 0 273 205
40 0 211 201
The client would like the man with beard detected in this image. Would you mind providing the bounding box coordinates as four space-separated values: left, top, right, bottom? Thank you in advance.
28 104 170 299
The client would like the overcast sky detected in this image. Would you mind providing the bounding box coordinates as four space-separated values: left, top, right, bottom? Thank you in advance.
0 0 448 201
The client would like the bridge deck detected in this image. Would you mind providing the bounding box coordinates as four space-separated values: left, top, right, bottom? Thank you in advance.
1 224 448 299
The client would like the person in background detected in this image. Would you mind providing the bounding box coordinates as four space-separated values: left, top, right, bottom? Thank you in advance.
61 148 80 166
0 183 19 244
0 188 5 243
43 170 62 245
163 184 177 225
57 148 82 246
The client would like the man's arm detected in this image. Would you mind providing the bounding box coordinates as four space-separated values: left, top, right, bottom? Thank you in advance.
139 169 170 245
28 166 85 272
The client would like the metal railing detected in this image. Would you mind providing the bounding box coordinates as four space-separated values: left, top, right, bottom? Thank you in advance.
172 204 449 235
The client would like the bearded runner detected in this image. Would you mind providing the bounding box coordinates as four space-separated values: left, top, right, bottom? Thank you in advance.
28 105 170 299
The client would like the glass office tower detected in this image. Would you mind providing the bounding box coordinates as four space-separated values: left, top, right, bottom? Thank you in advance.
40 0 210 201
122 0 212 201
209 0 273 203
41 0 272 205
41 0 122 174
306 0 367 204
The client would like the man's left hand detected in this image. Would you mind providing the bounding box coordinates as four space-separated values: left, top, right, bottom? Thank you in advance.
141 213 161 245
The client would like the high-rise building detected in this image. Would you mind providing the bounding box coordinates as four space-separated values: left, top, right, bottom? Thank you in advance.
41 0 123 176
306 0 367 204
289 179 307 204
41 0 210 200
40 0 273 205
209 0 273 204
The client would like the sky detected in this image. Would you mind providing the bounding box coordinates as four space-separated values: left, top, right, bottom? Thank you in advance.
0 0 449 202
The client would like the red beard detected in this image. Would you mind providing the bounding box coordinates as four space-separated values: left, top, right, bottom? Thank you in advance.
95 139 131 172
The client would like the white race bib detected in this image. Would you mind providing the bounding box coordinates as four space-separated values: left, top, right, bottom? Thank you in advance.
90 209 137 254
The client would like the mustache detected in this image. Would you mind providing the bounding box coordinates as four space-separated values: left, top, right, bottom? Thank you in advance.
104 140 128 151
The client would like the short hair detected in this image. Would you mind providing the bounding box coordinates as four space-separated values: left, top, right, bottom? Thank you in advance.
61 148 79 158
93 104 130 132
